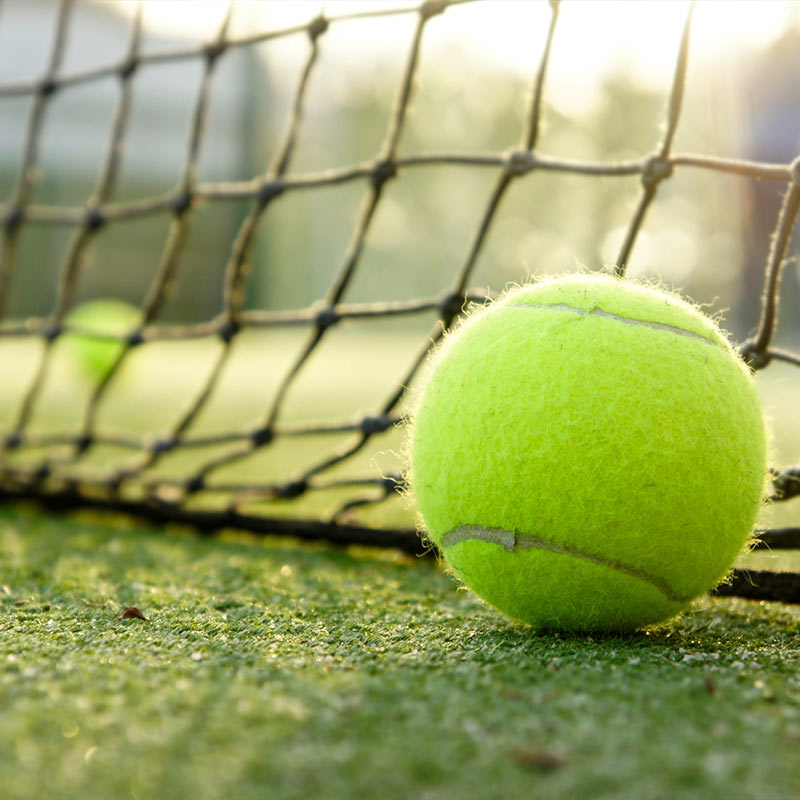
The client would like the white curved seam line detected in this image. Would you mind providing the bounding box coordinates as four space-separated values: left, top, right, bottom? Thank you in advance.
442 525 688 604
510 302 721 348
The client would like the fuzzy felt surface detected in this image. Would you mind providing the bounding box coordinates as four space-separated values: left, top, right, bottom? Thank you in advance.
410 274 768 632
445 539 688 632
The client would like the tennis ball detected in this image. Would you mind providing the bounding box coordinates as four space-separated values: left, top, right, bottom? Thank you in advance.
63 299 141 381
408 273 768 633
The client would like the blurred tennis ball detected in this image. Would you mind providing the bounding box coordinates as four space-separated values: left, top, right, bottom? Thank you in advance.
63 299 142 381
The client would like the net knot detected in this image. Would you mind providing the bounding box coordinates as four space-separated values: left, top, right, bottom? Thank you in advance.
371 159 397 189
42 322 61 342
217 319 240 343
84 207 106 231
126 329 144 347
4 206 24 231
152 438 176 455
119 57 138 80
361 415 391 436
504 149 535 176
185 475 206 494
38 78 57 97
74 435 92 454
383 474 405 494
307 15 329 40
204 41 227 64
258 179 284 207
419 0 447 20
438 291 467 328
641 156 672 189
251 428 273 447
739 341 771 370
33 465 51 484
106 472 126 492
172 191 193 217
277 479 308 499
315 306 339 331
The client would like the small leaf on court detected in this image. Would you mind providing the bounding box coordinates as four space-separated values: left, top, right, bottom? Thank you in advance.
120 606 147 620
510 747 567 771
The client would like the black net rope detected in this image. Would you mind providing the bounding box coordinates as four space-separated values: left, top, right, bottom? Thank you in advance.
0 0 798 603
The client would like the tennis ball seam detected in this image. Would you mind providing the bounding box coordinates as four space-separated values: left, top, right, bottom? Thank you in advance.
508 302 722 348
442 525 691 604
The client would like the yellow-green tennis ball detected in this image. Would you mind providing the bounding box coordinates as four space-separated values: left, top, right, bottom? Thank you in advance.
63 299 141 381
409 273 768 633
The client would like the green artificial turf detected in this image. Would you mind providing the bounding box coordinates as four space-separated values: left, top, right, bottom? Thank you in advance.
1 506 799 800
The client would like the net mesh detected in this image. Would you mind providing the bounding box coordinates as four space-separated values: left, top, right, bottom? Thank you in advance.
0 0 798 602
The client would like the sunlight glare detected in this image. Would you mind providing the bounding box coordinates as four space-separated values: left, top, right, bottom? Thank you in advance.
114 0 795 116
